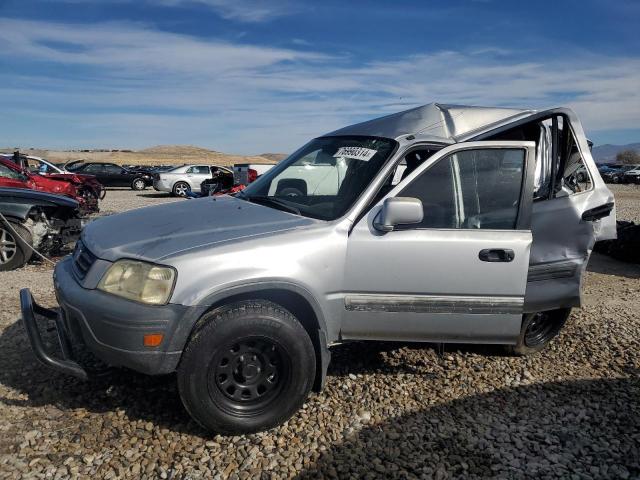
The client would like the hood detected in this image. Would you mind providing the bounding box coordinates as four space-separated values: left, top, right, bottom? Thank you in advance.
82 195 317 262
0 187 79 209
47 172 94 184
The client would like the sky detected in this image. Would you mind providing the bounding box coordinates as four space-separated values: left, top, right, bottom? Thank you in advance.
0 0 639 154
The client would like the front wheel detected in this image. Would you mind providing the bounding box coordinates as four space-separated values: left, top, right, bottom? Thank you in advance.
507 308 571 356
0 220 33 271
177 301 316 434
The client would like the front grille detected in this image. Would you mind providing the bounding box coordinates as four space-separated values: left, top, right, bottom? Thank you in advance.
72 241 97 279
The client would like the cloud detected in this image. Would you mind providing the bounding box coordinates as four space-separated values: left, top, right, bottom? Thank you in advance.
49 0 295 22
0 18 638 152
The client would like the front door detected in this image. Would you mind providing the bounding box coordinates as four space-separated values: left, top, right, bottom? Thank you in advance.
341 141 536 344
82 164 108 185
185 166 212 191
103 164 129 187
0 163 29 189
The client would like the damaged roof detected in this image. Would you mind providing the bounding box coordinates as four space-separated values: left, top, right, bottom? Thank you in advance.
325 103 537 142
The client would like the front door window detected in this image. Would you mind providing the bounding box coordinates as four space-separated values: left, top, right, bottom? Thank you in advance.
398 148 525 230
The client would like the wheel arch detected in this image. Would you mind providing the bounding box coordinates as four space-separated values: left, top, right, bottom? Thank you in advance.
190 283 331 392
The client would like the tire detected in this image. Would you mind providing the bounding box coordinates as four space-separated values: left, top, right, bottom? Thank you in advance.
172 181 190 197
0 220 33 271
506 308 571 356
177 301 316 434
131 178 147 191
278 187 304 198
612 176 620 184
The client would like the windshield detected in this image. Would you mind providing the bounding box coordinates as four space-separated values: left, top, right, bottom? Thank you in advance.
238 136 397 220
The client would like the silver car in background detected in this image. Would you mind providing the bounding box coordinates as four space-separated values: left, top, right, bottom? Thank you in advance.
21 103 616 435
153 164 232 196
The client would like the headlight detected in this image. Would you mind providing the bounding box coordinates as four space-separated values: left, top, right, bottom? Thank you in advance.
98 260 176 305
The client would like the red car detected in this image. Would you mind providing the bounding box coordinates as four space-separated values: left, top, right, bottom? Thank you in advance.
0 159 101 213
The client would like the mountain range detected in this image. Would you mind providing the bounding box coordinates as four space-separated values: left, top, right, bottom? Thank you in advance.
591 143 640 164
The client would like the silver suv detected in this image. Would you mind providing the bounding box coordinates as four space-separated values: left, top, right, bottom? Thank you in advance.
21 103 616 434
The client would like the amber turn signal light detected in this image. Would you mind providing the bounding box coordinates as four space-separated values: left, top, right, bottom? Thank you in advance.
143 333 164 347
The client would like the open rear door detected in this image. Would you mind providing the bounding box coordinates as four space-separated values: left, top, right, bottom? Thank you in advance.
465 108 616 312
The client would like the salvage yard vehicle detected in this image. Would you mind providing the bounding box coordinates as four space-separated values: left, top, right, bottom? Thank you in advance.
601 164 637 184
153 164 234 196
0 159 100 214
66 162 153 191
21 103 616 434
622 166 640 184
0 188 83 271
2 154 106 200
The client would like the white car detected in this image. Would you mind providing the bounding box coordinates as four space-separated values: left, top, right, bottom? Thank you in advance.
0 154 69 174
153 165 233 196
623 166 640 184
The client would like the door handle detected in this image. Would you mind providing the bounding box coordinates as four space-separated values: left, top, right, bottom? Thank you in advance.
581 202 614 222
479 249 515 262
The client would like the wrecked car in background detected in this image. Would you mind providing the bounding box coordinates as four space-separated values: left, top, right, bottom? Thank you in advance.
152 164 234 196
65 162 153 191
20 103 615 434
0 158 101 214
0 188 83 271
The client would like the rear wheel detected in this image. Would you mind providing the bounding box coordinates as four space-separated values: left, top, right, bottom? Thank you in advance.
507 309 571 355
131 178 147 191
173 181 190 197
0 220 33 271
177 301 316 434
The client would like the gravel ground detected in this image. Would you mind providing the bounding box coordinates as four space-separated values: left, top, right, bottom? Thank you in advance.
0 185 639 479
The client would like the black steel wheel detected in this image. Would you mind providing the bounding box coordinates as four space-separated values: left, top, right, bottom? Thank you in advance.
507 308 571 355
208 337 290 416
524 312 563 347
178 301 316 434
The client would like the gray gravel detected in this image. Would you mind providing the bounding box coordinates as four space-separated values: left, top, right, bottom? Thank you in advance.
611 184 640 223
0 186 638 479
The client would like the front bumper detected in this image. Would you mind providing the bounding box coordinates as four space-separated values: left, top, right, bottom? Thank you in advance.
20 289 89 380
21 257 206 377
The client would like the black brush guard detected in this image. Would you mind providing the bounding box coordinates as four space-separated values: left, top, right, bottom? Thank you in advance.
20 288 88 380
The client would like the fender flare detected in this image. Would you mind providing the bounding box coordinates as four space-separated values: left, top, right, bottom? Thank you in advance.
198 280 329 337
195 280 332 391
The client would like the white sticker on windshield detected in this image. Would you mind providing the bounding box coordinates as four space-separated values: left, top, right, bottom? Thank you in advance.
333 146 377 162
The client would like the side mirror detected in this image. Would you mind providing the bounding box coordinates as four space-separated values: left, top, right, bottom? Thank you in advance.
373 197 424 232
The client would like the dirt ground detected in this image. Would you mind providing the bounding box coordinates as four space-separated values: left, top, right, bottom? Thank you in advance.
6 145 280 168
0 185 638 479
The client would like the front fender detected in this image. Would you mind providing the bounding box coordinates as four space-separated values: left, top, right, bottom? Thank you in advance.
194 279 329 336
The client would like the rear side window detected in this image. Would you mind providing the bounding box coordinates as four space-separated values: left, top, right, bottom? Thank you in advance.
0 164 27 181
398 148 525 230
187 166 210 174
104 164 123 174
84 164 104 174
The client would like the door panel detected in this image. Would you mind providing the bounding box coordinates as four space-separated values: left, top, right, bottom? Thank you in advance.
185 166 210 191
464 109 616 312
104 165 128 187
341 141 536 343
82 164 108 185
525 190 604 312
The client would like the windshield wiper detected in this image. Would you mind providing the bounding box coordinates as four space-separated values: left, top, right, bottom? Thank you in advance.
244 196 301 215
